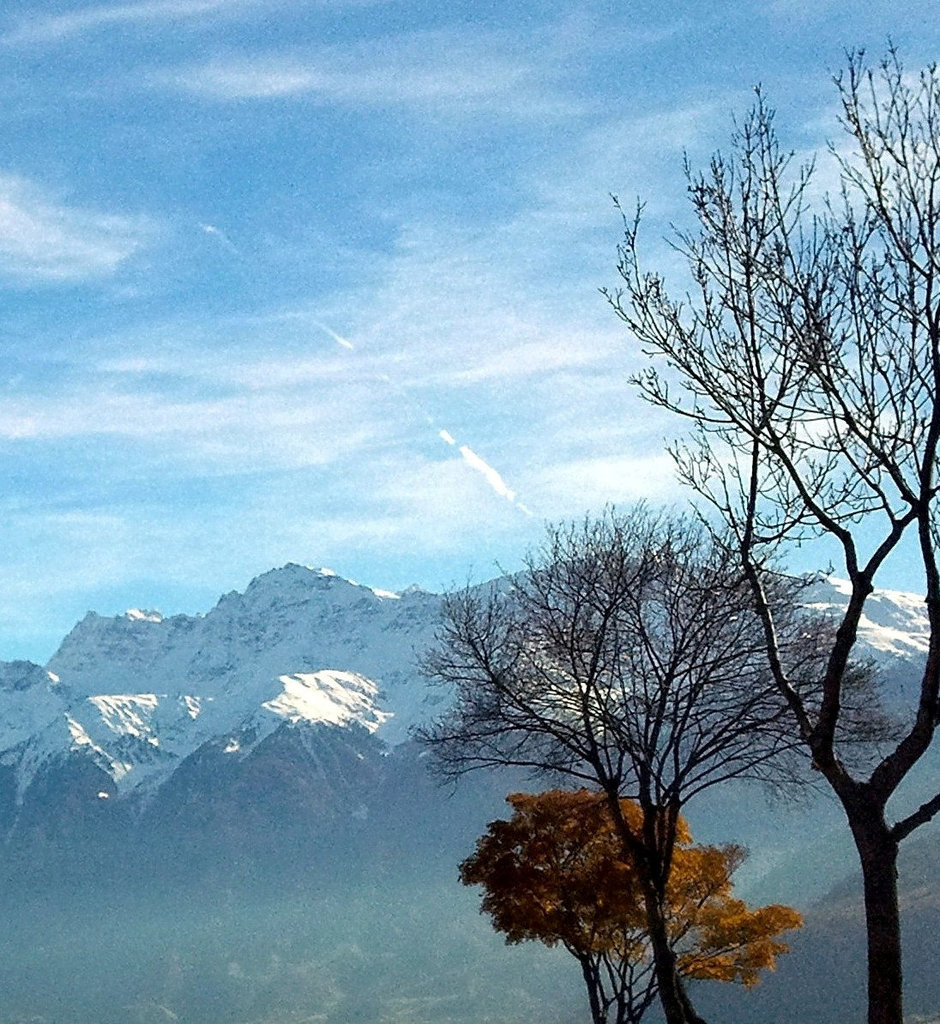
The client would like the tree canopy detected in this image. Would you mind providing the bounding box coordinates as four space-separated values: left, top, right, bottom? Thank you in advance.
461 789 802 1024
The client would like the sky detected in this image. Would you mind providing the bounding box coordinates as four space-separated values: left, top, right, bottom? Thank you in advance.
0 0 938 661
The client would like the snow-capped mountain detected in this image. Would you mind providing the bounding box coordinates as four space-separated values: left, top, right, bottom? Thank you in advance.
0 565 443 803
0 566 931 806
0 567 931 1024
805 576 931 659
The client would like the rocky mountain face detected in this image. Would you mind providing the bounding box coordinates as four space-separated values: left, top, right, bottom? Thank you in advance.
0 565 472 892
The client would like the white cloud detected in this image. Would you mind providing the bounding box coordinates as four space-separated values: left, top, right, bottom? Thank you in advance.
4 0 400 45
0 374 378 475
524 100 738 238
173 59 325 99
317 222 619 391
0 176 150 282
98 351 354 390
444 335 615 385
530 454 683 512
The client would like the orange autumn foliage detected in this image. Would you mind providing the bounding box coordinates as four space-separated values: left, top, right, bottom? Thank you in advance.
460 790 802 989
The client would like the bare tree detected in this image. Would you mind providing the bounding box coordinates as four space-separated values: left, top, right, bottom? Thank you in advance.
421 507 828 1024
607 48 940 1024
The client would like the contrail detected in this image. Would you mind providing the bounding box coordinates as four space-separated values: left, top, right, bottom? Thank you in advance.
194 225 534 517
437 429 533 516
315 323 534 517
314 321 356 351
199 222 241 255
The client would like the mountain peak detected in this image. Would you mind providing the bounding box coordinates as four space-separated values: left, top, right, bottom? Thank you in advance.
0 660 60 693
124 609 164 624
240 563 401 603
29 562 442 796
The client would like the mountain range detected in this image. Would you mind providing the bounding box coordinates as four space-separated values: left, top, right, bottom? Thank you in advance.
1 563 930 812
7 564 438 791
0 564 936 1024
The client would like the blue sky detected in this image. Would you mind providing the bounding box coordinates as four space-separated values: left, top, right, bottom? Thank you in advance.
0 0 938 660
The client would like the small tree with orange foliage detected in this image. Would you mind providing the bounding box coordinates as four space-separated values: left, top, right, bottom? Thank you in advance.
460 790 801 1024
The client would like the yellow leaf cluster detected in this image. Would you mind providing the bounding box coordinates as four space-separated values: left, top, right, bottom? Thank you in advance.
461 789 802 987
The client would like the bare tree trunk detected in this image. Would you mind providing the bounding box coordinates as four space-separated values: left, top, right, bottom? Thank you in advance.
605 791 707 1024
848 812 902 1024
641 877 708 1024
579 957 607 1024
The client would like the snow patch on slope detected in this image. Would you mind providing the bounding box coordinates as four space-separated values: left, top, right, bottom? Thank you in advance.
805 577 930 658
88 694 161 742
262 671 390 733
66 714 133 782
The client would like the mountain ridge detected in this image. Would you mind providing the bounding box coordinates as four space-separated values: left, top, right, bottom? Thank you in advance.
0 565 929 810
0 565 443 806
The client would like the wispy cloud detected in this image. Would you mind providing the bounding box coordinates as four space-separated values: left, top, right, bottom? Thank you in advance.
444 335 614 386
171 59 326 99
4 0 403 46
0 176 151 282
157 30 582 117
0 376 379 476
3 0 251 46
523 100 737 239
